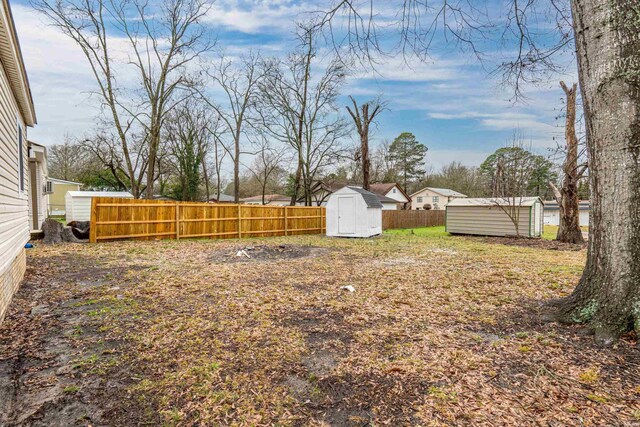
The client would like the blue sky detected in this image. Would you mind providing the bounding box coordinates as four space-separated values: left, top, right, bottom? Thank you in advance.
12 0 576 172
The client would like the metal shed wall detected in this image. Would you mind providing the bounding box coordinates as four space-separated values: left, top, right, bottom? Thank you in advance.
446 200 544 237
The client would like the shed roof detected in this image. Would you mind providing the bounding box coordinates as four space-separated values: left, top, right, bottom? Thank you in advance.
346 186 383 208
447 197 542 207
67 191 133 198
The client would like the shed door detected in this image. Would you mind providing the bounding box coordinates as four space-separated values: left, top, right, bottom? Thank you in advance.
533 202 542 236
338 196 356 234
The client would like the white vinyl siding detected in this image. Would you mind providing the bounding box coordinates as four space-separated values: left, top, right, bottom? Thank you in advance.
0 54 29 276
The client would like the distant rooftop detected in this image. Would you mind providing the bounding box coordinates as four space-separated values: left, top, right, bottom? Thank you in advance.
412 187 467 198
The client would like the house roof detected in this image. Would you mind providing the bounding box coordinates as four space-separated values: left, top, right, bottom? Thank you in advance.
0 0 36 126
241 194 290 203
346 186 383 208
210 193 234 202
411 187 467 198
49 177 83 186
447 197 542 207
369 182 411 201
377 194 399 204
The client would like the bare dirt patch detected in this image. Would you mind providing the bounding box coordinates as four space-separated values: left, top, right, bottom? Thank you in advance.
209 244 327 262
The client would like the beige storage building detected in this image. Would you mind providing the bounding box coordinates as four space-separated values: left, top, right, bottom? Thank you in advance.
446 197 544 237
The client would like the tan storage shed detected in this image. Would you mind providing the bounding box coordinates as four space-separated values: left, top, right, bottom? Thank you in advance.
446 197 544 237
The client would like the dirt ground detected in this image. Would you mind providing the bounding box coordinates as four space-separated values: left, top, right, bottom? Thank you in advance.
0 232 638 426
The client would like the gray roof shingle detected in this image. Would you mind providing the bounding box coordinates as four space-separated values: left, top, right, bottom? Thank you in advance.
346 186 383 208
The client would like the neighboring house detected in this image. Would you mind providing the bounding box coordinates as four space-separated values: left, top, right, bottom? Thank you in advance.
544 200 590 226
241 194 291 206
376 194 401 210
27 141 48 231
292 181 346 206
209 193 234 203
410 187 467 210
369 183 411 210
47 177 83 216
0 0 37 322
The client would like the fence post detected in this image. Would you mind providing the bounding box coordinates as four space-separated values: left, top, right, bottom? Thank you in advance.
89 197 98 243
237 204 242 238
284 206 288 236
175 202 180 240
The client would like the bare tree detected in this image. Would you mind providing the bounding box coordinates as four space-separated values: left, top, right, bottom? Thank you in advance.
346 96 384 190
81 131 148 193
47 135 86 181
486 133 544 237
246 137 288 205
199 53 262 203
549 81 587 243
33 0 211 198
259 25 349 205
165 102 210 201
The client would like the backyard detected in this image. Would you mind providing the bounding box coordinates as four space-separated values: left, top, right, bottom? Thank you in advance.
1 227 638 426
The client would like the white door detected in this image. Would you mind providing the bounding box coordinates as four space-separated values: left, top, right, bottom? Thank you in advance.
338 196 356 234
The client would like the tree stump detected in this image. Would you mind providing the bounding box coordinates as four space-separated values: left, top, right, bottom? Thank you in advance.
42 218 64 244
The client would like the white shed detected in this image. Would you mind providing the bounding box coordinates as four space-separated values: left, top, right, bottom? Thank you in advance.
446 197 544 237
65 191 133 222
326 186 383 238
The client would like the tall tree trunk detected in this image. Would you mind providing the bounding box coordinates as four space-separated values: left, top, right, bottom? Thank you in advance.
552 0 640 345
555 81 585 244
233 133 240 203
202 156 210 201
290 158 302 206
361 129 370 191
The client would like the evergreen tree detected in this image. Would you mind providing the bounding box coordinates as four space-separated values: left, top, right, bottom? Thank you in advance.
387 132 428 192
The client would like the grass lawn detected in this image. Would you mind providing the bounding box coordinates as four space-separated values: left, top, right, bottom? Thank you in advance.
1 228 637 426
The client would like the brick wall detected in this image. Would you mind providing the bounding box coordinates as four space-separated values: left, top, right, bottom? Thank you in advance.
0 248 26 323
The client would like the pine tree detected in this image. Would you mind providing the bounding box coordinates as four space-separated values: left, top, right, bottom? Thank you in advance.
387 132 428 192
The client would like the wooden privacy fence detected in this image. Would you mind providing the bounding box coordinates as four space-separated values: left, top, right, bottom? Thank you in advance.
382 210 446 229
89 197 325 243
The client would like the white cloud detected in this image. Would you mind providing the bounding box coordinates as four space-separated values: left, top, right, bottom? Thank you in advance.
12 5 99 145
204 0 307 34
352 55 468 82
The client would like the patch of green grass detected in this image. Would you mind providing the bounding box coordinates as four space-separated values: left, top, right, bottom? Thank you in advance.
385 225 449 238
585 393 609 404
63 385 79 393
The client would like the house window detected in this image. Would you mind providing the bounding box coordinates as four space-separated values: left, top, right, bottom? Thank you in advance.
45 181 53 194
417 196 423 203
392 188 396 193
18 125 24 192
432 196 439 203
